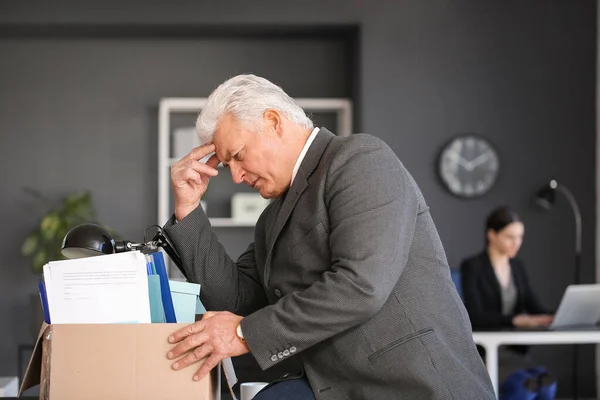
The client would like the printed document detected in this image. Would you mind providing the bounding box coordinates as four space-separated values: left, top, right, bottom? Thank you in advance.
43 251 151 324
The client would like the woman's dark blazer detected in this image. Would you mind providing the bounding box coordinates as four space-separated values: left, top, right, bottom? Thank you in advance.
460 251 549 330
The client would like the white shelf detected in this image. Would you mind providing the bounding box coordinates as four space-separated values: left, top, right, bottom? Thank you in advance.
209 218 256 228
160 97 351 114
159 96 352 276
159 96 352 228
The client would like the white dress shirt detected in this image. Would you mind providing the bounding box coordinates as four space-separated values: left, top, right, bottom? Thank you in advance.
291 127 320 185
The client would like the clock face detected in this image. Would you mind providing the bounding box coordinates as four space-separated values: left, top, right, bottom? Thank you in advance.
438 135 499 198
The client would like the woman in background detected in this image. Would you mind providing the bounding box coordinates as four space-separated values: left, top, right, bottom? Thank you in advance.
460 206 556 398
461 206 553 330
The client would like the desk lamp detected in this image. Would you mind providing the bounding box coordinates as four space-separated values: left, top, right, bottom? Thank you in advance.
535 179 582 400
535 179 582 285
60 223 187 279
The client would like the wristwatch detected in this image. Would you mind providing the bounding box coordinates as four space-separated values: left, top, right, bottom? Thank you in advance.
236 323 248 348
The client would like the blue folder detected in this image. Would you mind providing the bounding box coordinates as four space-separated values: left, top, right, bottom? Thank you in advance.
150 251 177 323
38 280 51 324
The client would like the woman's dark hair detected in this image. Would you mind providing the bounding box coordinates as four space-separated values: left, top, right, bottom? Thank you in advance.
486 206 521 234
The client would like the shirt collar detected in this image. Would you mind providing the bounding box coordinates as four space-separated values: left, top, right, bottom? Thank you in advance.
291 127 320 184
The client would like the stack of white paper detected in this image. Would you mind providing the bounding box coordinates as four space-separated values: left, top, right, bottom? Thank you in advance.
43 251 151 324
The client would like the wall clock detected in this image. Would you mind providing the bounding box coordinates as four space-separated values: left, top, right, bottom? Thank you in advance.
438 135 500 198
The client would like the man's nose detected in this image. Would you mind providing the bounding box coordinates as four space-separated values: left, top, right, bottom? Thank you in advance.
230 164 245 184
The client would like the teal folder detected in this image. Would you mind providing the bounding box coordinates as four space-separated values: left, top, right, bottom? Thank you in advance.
147 275 166 323
196 297 206 314
169 280 203 323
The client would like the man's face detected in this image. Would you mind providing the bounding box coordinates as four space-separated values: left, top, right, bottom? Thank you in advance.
213 113 293 199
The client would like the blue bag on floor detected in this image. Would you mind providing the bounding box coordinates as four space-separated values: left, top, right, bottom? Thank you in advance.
528 367 557 400
500 369 538 400
500 368 557 400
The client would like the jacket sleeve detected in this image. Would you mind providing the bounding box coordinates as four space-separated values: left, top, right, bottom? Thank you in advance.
240 136 421 370
163 207 268 316
460 258 514 329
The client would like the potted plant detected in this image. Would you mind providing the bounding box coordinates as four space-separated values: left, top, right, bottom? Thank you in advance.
20 188 108 273
21 188 115 336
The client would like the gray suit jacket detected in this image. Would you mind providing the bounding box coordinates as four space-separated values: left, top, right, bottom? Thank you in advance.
165 129 495 400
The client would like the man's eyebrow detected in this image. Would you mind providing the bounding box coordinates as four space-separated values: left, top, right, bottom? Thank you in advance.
214 150 229 163
217 150 231 168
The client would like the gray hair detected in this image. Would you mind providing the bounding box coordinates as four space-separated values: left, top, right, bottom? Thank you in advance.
196 74 313 144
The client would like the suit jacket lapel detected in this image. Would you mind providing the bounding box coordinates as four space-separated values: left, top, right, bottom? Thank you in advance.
509 259 525 309
263 128 335 287
481 252 503 312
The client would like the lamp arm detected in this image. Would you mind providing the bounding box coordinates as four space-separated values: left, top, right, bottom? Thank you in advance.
114 240 146 253
148 230 188 281
553 183 583 399
555 183 582 255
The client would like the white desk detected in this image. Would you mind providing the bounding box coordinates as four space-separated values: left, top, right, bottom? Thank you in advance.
473 330 600 397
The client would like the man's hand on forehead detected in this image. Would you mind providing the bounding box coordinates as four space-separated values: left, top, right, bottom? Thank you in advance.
170 142 221 221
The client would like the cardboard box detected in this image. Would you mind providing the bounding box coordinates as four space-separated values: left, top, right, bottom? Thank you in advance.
20 323 220 400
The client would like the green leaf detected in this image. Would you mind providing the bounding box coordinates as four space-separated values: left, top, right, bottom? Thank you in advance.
21 233 39 256
40 213 60 240
65 191 90 208
32 250 47 274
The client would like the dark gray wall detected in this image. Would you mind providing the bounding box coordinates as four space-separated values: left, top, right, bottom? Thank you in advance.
0 33 354 394
0 1 596 397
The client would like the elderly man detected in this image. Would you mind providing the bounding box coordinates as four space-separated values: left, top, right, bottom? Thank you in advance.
164 74 495 400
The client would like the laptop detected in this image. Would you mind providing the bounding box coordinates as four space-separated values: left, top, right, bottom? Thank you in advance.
549 284 600 330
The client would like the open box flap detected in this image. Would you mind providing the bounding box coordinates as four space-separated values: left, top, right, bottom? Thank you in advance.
19 323 50 395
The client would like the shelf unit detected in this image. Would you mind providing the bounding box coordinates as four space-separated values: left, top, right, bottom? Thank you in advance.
158 97 353 228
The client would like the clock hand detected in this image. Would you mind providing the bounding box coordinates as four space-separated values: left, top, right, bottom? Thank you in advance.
447 151 471 169
466 152 491 170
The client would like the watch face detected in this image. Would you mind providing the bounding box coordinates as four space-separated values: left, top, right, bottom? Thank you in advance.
438 135 499 198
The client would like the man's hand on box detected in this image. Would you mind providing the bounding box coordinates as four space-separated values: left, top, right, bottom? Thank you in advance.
167 311 249 381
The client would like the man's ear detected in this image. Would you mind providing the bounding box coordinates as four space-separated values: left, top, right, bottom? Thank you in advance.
263 109 282 136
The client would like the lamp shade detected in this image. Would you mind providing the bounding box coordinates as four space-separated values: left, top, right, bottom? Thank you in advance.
61 223 116 259
535 180 557 210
